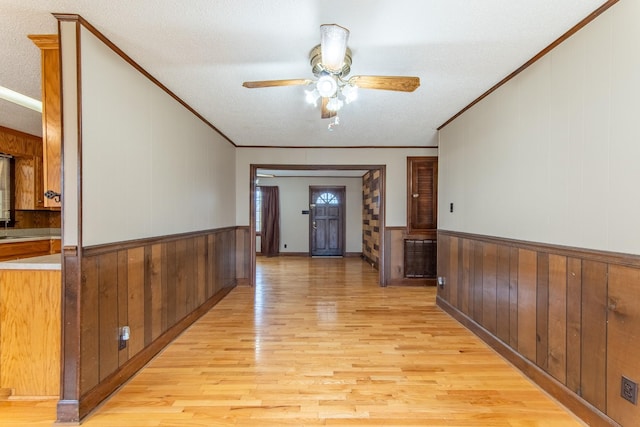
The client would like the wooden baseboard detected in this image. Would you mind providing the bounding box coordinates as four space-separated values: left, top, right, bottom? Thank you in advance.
0 388 12 399
236 278 251 286
436 296 619 427
387 277 436 286
263 252 365 258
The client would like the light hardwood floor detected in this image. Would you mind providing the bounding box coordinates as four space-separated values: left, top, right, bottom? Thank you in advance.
0 256 584 426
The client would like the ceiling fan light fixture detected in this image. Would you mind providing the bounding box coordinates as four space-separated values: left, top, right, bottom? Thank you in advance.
242 24 419 123
326 97 344 112
305 88 320 106
341 83 358 104
320 24 350 72
316 75 338 97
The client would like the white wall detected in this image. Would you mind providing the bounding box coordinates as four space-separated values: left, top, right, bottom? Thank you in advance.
236 147 437 227
71 26 235 247
438 0 640 255
257 176 363 253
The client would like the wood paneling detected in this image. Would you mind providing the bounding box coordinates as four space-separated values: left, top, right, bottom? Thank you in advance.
580 260 607 412
548 254 567 384
509 247 519 349
0 269 60 396
462 238 472 315
149 244 162 342
566 257 582 395
536 253 549 371
495 245 510 343
80 256 99 394
384 228 404 284
472 241 483 323
437 230 640 427
517 249 537 363
127 247 145 357
117 250 129 365
482 243 497 334
234 228 250 286
98 252 119 381
448 236 458 306
58 227 246 423
607 265 640 426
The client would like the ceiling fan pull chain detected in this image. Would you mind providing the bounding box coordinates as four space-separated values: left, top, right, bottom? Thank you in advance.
328 115 340 131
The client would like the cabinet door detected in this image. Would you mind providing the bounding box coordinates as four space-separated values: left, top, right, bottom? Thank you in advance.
13 156 45 210
30 35 61 209
407 157 438 234
14 157 36 210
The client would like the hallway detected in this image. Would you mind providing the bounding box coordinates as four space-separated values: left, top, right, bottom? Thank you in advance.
0 257 583 426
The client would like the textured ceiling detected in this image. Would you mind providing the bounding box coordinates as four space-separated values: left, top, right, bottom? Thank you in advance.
0 0 608 147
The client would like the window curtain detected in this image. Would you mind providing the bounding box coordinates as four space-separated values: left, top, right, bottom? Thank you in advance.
260 186 280 257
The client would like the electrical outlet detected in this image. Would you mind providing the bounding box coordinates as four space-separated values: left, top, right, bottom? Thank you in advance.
118 326 130 351
621 376 638 405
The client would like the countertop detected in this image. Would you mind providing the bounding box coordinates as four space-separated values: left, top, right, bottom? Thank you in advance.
0 253 61 270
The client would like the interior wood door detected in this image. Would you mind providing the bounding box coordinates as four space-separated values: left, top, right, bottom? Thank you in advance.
407 157 438 234
309 186 345 256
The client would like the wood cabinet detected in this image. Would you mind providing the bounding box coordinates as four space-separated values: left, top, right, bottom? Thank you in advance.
14 154 45 210
0 126 45 210
0 239 61 262
29 34 61 209
404 157 438 281
0 268 61 396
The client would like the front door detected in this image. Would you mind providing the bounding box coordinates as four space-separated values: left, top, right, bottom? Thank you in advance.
309 186 345 256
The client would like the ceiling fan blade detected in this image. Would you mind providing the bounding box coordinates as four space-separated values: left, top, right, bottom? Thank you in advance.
321 97 336 119
348 75 420 92
242 79 312 88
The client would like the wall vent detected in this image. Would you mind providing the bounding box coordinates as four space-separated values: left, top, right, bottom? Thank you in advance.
404 239 437 278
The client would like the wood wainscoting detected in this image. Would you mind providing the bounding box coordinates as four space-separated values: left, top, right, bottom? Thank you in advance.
436 230 640 427
385 227 436 286
57 226 251 423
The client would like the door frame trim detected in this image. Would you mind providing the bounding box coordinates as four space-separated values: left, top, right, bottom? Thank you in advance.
249 164 387 286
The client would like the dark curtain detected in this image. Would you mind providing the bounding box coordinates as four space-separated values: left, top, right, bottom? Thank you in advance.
260 186 280 257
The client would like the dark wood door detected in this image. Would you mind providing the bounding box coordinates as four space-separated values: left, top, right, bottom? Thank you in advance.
309 186 345 256
407 157 438 234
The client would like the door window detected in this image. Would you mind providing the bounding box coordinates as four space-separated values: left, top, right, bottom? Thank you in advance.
316 192 339 205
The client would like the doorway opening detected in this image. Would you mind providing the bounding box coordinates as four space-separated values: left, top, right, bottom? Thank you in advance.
249 164 386 286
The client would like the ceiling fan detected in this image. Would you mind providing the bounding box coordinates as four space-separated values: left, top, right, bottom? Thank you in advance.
242 24 420 120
